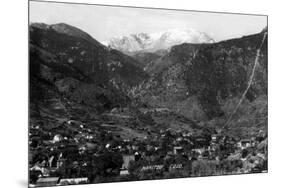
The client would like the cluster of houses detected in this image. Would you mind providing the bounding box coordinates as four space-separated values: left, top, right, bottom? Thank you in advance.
30 177 88 187
29 115 267 186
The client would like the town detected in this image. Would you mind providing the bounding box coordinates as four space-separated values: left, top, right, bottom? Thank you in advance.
29 107 267 187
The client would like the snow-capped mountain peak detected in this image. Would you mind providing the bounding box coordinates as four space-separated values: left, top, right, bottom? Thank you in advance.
156 28 214 48
104 28 215 53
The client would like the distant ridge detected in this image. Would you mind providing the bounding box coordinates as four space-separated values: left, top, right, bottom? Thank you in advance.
30 22 103 47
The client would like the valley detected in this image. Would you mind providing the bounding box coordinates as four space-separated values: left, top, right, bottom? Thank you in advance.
29 23 268 186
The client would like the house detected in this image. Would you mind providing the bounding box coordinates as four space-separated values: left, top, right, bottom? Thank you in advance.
30 165 50 177
195 137 209 145
211 134 219 143
173 146 183 155
120 169 130 176
78 145 87 154
53 134 63 143
36 177 60 187
59 178 88 185
155 108 170 113
238 139 253 149
192 148 206 155
121 155 135 170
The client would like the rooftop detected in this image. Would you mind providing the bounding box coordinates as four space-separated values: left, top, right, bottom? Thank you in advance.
36 177 60 183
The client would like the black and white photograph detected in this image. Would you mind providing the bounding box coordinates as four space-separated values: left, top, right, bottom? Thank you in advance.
28 0 268 187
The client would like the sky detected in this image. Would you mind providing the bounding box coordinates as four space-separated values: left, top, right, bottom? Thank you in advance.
29 1 267 43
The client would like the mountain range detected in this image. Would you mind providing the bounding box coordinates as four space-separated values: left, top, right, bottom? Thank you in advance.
29 22 267 139
103 28 215 54
29 22 150 121
132 28 267 138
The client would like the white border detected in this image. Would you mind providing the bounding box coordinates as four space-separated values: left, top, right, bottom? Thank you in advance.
0 0 280 188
